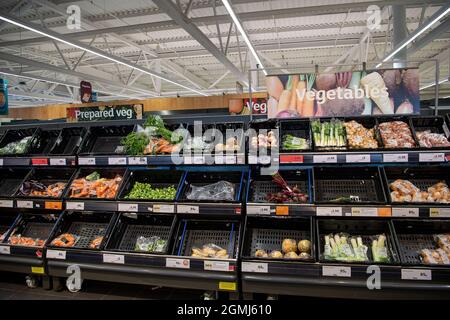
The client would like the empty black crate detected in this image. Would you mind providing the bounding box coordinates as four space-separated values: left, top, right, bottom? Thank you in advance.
6 213 59 247
249 169 311 203
384 166 450 204
0 212 19 240
78 125 135 155
410 116 450 149
28 129 61 155
0 168 30 197
173 219 240 259
392 219 450 266
65 167 127 200
106 214 176 254
279 119 311 151
179 171 244 202
16 168 76 199
343 117 382 150
242 216 314 261
317 218 398 264
314 167 386 204
48 211 117 250
0 128 38 156
213 122 245 154
49 127 87 155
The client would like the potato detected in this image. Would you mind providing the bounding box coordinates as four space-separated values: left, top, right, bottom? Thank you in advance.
269 250 283 259
255 249 268 258
284 252 299 259
298 240 311 253
266 76 284 101
282 239 297 254
299 252 311 260
319 94 364 116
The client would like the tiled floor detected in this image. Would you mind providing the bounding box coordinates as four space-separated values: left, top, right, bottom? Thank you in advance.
0 273 204 300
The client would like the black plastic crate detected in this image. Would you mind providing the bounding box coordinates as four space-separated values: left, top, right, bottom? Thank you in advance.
0 168 30 197
118 169 184 202
248 169 311 203
64 167 127 200
0 212 19 241
213 122 245 154
179 171 244 203
384 166 450 205
6 213 59 247
314 167 387 204
410 116 450 149
310 117 348 151
242 216 314 261
15 167 77 199
106 214 176 254
316 218 399 264
376 116 419 150
0 128 39 156
78 125 135 155
49 127 87 155
28 129 61 155
48 211 117 250
279 119 311 152
248 119 279 153
342 117 382 150
392 219 450 266
173 219 240 259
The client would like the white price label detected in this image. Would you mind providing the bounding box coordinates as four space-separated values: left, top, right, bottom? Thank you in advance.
166 258 190 269
204 260 230 272
236 155 245 164
241 262 268 273
153 204 175 213
177 205 199 214
0 200 13 208
184 156 193 164
128 157 148 165
66 202 84 210
383 153 408 163
401 269 432 281
193 155 205 164
248 155 257 164
0 159 3 166
214 155 225 164
247 206 271 215
78 157 95 165
316 207 342 216
258 155 271 164
322 266 351 277
392 207 419 217
346 154 370 163
314 155 337 163
351 207 378 217
0 246 10 255
419 153 445 162
108 157 126 165
225 155 236 164
118 203 138 212
50 158 66 166
46 250 66 260
103 254 125 264
430 208 450 218
17 200 33 209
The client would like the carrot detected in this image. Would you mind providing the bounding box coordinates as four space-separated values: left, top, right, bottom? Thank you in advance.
289 75 299 111
296 75 306 115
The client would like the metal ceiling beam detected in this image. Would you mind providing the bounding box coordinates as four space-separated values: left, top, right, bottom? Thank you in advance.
0 0 32 32
152 0 248 84
8 89 74 103
408 17 450 55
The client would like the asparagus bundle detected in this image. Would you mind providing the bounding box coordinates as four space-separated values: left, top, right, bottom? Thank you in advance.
311 119 347 148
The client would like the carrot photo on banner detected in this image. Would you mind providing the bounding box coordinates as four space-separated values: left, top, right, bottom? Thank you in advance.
265 68 420 119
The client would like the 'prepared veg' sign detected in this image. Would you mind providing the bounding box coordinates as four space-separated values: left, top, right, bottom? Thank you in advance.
66 104 143 122
265 68 420 118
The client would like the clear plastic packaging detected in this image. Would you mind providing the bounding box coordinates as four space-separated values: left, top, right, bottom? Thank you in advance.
186 181 235 201
323 233 368 262
50 233 79 247
371 234 390 263
191 243 229 259
134 236 167 253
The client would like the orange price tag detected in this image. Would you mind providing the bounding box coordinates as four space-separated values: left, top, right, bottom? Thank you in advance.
45 201 62 210
378 208 392 217
275 206 289 215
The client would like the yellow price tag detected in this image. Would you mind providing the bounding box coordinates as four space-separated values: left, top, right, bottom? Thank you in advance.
31 267 45 274
430 208 440 217
219 281 237 291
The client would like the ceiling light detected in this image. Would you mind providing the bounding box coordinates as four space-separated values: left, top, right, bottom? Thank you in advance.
220 0 267 76
419 78 449 91
0 13 208 96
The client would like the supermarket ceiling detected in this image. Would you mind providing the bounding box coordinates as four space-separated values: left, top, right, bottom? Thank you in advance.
0 0 449 107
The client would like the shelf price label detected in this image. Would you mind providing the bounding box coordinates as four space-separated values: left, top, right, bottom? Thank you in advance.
383 153 408 163
17 200 33 209
316 207 342 216
204 261 230 272
32 158 48 166
103 254 125 264
258 155 271 164
313 155 337 163
419 153 445 162
153 204 175 213
401 269 431 281
346 154 370 163
392 207 419 217
46 250 66 260
45 201 62 210
0 246 10 255
351 207 378 217
166 258 190 269
248 155 257 164
108 157 126 165
430 208 450 218
322 266 351 278
118 203 138 212
225 155 236 164
177 205 199 214
241 262 268 273
78 157 96 165
66 202 84 210
128 157 148 165
0 200 13 208
50 158 67 166
246 206 271 215
0 159 3 166
280 154 304 164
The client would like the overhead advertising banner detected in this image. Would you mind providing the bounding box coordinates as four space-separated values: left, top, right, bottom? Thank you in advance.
228 98 267 115
80 80 93 103
66 104 143 122
0 79 8 115
265 68 420 118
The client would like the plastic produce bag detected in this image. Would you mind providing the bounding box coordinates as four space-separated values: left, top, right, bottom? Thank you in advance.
324 233 368 262
191 243 229 259
135 236 156 252
186 181 235 201
371 234 390 263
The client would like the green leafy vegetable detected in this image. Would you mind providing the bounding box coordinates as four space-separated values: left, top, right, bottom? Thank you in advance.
86 171 101 181
121 132 149 156
125 182 177 200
